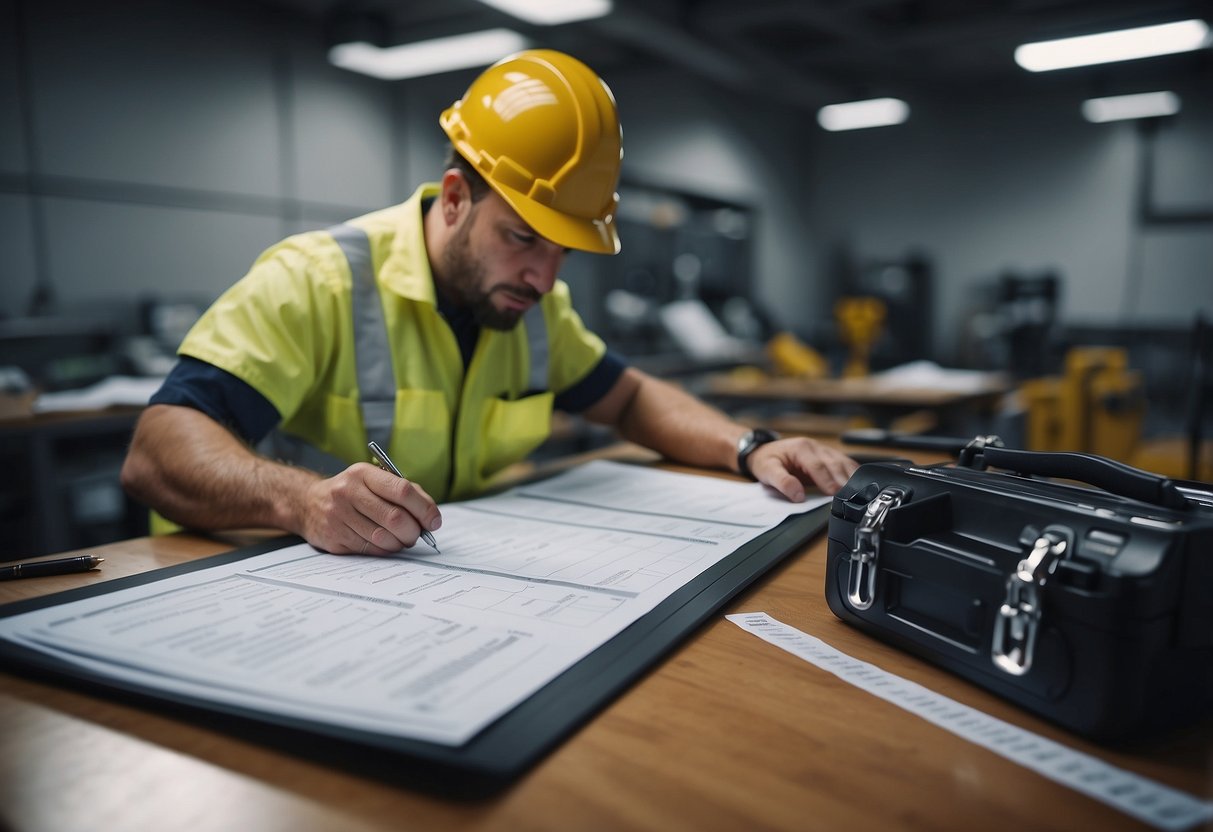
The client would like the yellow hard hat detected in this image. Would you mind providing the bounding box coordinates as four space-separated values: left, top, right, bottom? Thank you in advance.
440 49 623 255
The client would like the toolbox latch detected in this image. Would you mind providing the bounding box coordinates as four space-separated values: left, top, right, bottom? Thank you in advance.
991 529 1069 676
848 486 908 610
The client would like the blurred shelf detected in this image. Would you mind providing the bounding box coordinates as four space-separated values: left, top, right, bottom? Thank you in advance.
0 406 148 559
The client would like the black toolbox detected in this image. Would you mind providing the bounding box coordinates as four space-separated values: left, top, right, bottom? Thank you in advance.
825 438 1213 741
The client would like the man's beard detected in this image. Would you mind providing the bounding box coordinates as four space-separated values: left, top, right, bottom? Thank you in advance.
442 218 540 332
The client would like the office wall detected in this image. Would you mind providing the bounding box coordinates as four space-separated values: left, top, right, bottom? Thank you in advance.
0 0 36 316
3 0 1208 365
608 69 820 328
0 0 814 342
0 0 399 321
803 73 1213 360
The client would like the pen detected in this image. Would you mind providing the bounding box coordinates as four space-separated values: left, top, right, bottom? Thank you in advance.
367 441 441 553
0 555 104 581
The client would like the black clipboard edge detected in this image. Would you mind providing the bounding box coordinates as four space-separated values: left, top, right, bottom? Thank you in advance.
0 506 829 800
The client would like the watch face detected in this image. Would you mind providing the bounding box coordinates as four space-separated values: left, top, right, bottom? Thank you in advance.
740 429 777 451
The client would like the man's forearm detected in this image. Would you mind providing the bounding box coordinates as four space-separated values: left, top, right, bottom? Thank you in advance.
579 367 859 497
121 404 319 533
614 373 746 472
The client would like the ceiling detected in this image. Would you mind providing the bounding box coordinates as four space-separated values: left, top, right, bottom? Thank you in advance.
258 0 1213 110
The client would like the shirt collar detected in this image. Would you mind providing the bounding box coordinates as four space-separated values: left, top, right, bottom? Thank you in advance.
378 182 441 304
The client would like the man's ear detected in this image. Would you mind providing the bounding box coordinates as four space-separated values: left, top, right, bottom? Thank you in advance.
439 170 472 227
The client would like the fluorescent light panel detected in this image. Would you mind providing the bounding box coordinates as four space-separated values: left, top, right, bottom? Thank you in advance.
476 0 611 25
817 98 909 132
1082 91 1181 122
1015 19 1210 72
328 28 529 80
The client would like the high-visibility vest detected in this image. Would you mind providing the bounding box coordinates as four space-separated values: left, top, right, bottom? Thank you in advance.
179 184 606 503
258 222 550 488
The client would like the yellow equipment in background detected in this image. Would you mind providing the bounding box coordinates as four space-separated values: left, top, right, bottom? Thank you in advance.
1020 347 1144 462
766 331 829 378
835 296 887 378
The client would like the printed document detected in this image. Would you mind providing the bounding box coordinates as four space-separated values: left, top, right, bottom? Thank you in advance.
0 461 828 745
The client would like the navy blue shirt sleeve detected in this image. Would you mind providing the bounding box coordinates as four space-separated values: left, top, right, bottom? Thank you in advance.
149 356 281 444
152 348 624 439
554 349 628 413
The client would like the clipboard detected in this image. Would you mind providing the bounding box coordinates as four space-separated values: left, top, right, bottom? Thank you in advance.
0 504 830 799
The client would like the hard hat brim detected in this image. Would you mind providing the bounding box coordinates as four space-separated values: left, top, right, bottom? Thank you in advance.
493 182 621 256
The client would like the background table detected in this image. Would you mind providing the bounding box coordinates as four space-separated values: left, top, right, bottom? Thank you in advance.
1 445 1209 832
703 372 1013 433
0 406 147 558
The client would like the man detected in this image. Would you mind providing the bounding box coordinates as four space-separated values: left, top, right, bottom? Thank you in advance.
121 49 857 556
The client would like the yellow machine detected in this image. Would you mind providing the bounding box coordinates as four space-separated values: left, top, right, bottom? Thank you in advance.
834 296 887 378
1020 347 1144 463
1021 345 1212 480
765 331 829 379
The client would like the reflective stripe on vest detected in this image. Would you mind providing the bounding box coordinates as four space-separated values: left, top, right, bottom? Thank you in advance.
258 224 389 476
333 224 395 452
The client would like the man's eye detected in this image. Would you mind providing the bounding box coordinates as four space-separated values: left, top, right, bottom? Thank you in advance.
510 231 535 245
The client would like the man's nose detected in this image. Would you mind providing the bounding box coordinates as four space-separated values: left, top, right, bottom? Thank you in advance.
522 244 564 295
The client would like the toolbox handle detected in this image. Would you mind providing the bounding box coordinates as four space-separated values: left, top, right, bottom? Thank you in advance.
980 447 1191 510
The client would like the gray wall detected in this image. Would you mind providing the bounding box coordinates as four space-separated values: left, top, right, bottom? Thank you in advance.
0 0 816 344
2 0 1210 365
804 75 1213 359
0 0 399 320
609 69 820 329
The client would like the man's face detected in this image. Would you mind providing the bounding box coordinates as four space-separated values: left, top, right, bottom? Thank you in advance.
439 191 567 331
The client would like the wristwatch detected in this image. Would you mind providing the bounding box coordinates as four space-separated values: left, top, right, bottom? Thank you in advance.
736 428 780 480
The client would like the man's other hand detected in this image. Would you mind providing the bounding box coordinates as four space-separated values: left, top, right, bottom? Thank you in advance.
747 437 859 501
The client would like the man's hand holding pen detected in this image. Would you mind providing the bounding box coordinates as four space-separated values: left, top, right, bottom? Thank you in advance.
367 441 441 554
297 456 443 556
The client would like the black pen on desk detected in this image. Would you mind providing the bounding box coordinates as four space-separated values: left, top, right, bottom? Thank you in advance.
0 555 104 581
367 441 441 553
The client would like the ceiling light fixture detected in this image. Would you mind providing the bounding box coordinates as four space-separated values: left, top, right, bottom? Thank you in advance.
475 0 612 25
1015 19 1210 72
1081 91 1181 122
817 98 910 132
328 28 530 80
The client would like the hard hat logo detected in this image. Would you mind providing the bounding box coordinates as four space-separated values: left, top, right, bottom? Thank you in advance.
440 49 623 255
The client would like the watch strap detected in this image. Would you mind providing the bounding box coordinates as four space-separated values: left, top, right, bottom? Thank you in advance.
737 428 780 480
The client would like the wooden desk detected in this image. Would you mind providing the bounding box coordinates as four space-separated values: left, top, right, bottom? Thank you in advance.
2 452 1210 832
704 373 1013 431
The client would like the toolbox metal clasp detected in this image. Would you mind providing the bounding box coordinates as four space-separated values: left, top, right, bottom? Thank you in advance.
992 530 1068 676
848 487 907 610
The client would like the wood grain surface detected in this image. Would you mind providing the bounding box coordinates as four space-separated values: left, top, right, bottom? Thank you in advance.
2 448 1209 832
